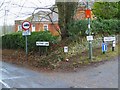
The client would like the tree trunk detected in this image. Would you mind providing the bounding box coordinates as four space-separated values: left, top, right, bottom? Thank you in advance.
56 1 78 39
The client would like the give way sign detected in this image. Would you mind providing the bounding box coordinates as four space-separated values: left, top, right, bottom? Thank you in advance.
22 21 31 31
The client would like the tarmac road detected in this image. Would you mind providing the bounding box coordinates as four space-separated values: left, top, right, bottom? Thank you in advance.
0 56 119 88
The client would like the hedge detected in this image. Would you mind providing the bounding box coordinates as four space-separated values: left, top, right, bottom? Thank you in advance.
2 19 119 50
68 19 120 39
2 31 58 53
91 19 120 35
68 20 88 38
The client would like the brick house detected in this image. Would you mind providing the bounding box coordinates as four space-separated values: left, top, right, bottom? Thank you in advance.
15 5 94 36
15 11 60 36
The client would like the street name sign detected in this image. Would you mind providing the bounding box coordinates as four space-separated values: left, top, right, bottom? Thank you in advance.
36 41 49 46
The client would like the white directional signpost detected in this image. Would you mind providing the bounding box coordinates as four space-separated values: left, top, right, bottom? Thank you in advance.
104 36 116 51
104 37 116 42
22 21 31 60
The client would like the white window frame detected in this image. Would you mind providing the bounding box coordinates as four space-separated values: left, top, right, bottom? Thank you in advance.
43 24 48 31
32 25 36 32
18 25 22 31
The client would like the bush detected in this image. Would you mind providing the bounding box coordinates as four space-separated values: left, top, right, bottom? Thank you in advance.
91 19 119 35
2 32 24 49
68 19 119 39
2 31 58 54
68 20 88 39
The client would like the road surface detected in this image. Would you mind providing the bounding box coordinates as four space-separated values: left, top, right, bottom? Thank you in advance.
0 56 118 88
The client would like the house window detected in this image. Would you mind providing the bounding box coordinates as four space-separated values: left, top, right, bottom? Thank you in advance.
32 25 35 32
43 24 48 31
18 25 22 31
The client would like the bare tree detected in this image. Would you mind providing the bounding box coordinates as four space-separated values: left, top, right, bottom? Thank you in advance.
30 6 61 35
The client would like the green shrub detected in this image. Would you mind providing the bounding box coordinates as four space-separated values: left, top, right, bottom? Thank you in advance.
68 19 119 39
68 20 88 39
2 32 25 49
91 19 119 35
2 31 58 54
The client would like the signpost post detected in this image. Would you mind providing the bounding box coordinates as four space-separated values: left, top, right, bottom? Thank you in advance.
64 46 69 61
22 21 31 61
86 1 92 60
112 40 116 51
64 46 68 53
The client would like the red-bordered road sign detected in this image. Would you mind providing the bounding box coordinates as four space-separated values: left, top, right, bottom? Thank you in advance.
22 21 31 31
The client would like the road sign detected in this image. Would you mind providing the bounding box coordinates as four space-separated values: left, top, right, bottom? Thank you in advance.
85 9 91 18
104 37 116 42
64 46 68 53
22 30 31 36
102 43 107 52
22 21 31 30
87 36 93 41
36 41 49 46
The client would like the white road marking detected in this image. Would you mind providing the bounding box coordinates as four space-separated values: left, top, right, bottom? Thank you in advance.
2 76 27 80
0 80 11 88
0 68 9 74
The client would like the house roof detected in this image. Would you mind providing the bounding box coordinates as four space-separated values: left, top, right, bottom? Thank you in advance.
15 3 94 23
21 8 58 23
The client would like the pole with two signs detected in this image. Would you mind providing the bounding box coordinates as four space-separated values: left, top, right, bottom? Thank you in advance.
85 1 93 60
22 21 31 61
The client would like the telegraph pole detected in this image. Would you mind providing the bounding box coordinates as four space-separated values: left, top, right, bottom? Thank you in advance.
87 1 92 60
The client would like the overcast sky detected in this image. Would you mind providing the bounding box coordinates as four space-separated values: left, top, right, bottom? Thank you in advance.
0 0 56 26
0 0 94 26
0 0 118 26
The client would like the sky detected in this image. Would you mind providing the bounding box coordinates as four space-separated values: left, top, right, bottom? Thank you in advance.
0 0 118 26
0 0 55 26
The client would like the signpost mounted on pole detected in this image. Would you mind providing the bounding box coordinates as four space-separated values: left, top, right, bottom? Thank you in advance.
86 1 92 60
22 21 31 61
